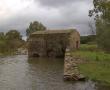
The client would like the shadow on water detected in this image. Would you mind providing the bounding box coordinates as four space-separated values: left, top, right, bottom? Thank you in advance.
0 55 110 90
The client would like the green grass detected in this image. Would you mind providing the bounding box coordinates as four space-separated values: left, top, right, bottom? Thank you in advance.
79 63 110 84
72 44 110 84
79 44 98 51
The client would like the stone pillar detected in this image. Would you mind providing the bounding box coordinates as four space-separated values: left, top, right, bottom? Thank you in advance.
64 48 85 81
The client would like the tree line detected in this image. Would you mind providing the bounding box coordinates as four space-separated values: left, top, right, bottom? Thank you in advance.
0 30 25 54
0 21 46 55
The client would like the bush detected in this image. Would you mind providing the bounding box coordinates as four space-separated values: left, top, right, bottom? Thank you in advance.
80 35 96 44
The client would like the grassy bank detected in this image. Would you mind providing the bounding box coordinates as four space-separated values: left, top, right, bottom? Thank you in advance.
72 44 110 84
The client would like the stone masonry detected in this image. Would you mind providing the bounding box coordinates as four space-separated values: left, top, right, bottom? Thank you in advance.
28 29 80 58
64 48 85 81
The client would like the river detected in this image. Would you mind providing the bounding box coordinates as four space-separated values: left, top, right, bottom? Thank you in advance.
0 55 110 90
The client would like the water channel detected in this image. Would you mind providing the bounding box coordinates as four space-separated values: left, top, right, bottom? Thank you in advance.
0 55 110 90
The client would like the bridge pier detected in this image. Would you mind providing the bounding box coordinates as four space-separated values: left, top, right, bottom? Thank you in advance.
64 48 85 81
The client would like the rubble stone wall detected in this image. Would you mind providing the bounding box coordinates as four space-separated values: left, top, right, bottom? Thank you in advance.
64 49 85 81
28 30 80 58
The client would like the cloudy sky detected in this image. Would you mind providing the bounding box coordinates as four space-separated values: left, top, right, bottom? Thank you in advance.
0 0 94 37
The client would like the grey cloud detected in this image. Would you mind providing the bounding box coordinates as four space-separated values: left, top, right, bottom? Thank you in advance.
35 0 91 8
36 0 74 7
0 15 30 36
0 0 94 36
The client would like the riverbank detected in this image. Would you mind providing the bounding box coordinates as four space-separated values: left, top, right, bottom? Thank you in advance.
0 52 16 57
71 44 110 84
0 48 27 57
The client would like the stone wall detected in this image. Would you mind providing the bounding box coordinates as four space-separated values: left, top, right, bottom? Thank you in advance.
28 33 69 57
28 29 80 58
64 48 85 81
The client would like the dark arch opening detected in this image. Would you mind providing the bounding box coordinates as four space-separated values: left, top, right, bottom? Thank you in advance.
32 53 40 57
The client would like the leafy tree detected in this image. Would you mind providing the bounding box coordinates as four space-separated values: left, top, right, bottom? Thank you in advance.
0 30 25 54
6 30 22 40
89 0 110 51
5 30 23 51
0 32 5 40
26 21 46 37
0 32 7 53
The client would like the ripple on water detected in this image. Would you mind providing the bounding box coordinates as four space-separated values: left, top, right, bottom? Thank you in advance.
0 55 110 90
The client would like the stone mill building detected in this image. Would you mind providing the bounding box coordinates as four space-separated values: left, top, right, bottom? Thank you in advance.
28 29 80 58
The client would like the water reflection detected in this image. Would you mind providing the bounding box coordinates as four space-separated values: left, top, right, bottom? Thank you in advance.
0 55 110 90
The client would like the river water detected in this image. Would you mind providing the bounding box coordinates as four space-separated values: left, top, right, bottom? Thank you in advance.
0 55 110 90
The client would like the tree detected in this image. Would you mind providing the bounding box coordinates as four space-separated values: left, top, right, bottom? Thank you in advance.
0 32 5 40
0 30 25 54
88 22 96 35
89 0 110 51
5 30 23 51
0 32 7 53
6 30 22 40
26 21 46 37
